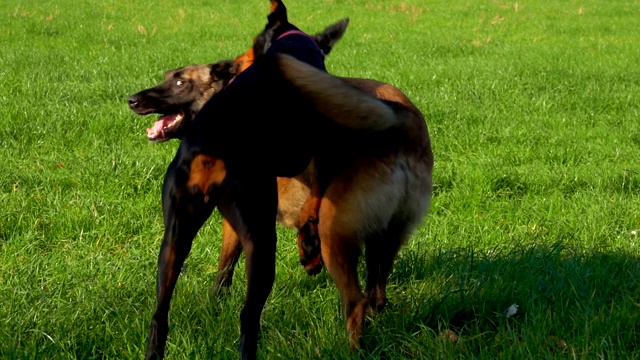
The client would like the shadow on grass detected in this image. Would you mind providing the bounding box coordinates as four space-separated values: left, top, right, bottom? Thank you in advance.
369 241 640 357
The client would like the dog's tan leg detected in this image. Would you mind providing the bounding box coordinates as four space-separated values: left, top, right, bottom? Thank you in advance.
317 202 368 348
320 232 368 348
213 218 243 293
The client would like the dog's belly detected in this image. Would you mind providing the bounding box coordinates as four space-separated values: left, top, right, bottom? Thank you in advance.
275 176 311 229
275 158 316 228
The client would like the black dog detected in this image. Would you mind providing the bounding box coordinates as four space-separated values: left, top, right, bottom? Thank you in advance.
144 3 330 359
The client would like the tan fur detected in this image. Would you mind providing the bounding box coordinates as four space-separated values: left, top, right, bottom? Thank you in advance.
187 155 227 198
275 161 314 228
212 219 246 290
234 48 256 73
375 84 412 106
161 65 222 115
183 67 219 111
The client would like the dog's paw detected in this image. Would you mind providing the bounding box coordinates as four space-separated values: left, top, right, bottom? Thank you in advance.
302 256 323 276
365 288 388 313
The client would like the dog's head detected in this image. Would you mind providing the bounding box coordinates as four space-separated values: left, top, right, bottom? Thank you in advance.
127 0 349 143
127 61 237 142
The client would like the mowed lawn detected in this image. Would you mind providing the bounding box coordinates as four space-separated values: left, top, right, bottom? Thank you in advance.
1 0 639 358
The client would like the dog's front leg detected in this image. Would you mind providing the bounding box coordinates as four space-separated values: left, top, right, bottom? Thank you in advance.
220 175 278 360
239 227 277 360
145 162 215 360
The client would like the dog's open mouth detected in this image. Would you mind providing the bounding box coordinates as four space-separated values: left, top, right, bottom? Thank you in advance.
146 112 185 142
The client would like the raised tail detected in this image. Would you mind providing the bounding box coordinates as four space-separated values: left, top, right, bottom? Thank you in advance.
276 54 399 132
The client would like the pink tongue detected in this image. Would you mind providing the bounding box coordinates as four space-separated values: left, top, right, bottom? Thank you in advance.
146 114 177 137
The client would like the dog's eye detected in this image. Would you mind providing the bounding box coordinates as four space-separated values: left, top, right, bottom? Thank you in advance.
175 79 185 86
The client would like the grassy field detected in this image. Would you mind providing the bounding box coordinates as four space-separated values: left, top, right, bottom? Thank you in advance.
1 0 639 358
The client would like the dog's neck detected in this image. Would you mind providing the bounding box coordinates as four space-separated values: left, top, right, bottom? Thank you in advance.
276 29 325 58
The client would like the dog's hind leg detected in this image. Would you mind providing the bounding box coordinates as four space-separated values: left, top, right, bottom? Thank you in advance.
212 218 243 294
316 201 368 348
318 156 422 348
145 162 216 360
319 231 367 348
363 220 410 312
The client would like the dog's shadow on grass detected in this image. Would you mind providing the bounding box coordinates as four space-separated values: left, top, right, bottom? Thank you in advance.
358 241 640 357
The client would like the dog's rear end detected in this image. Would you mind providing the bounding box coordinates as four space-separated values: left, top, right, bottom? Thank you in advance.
275 54 433 346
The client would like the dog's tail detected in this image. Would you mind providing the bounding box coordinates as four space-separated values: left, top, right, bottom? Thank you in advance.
277 54 399 132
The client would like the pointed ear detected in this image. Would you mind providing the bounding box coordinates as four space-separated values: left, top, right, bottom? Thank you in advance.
313 18 349 56
209 60 237 81
253 27 275 58
255 0 287 57
266 0 288 29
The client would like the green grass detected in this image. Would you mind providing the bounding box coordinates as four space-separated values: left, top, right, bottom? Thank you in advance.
1 0 640 358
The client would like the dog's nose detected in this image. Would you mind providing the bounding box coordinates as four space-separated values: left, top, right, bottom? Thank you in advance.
127 95 140 108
